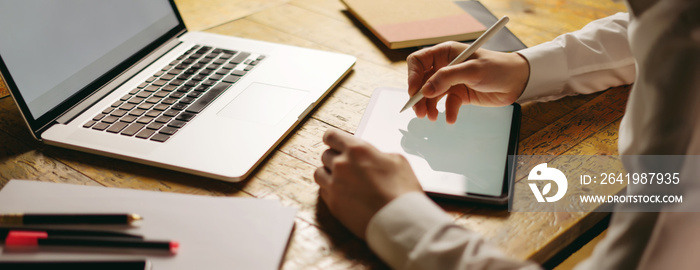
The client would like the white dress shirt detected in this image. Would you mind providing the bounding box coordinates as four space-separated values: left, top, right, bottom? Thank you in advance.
365 0 700 269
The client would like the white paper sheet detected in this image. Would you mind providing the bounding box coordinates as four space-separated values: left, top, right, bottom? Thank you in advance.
0 180 296 270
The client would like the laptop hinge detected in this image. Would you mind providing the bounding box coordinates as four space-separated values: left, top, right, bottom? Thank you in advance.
55 31 186 125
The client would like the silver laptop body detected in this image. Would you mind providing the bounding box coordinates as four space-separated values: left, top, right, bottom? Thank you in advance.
0 1 355 181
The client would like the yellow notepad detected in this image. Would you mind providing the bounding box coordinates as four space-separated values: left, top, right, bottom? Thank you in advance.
342 0 486 49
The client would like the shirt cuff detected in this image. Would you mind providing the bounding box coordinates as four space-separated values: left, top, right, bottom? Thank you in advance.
515 41 569 103
365 192 453 269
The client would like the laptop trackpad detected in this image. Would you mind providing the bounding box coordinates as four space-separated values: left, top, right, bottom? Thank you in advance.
217 83 309 125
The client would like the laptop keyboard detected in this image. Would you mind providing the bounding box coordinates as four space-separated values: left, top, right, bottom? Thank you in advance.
82 45 264 142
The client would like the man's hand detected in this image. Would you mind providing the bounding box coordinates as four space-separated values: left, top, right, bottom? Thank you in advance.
314 129 422 239
407 42 530 123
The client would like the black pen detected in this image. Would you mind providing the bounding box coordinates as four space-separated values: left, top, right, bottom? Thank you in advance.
0 227 143 241
5 231 179 254
0 213 142 226
0 260 152 270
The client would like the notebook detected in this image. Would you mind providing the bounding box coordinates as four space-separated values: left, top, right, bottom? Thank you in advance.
342 0 486 49
0 1 355 182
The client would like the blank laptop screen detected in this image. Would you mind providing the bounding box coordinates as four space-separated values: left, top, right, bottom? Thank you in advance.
0 0 179 119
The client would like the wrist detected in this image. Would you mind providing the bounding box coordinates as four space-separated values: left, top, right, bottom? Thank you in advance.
513 52 531 100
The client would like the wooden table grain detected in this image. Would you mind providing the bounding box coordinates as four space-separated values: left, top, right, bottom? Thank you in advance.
0 0 628 268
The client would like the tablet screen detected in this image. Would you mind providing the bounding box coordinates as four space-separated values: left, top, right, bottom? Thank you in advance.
356 88 519 202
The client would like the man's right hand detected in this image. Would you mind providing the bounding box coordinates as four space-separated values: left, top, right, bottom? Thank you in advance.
407 42 530 124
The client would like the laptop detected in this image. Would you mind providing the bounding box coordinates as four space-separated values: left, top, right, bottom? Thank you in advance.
0 1 355 182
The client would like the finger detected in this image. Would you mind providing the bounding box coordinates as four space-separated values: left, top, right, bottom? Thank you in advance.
421 61 482 99
445 93 463 124
407 50 432 97
314 166 332 188
323 128 356 152
425 96 442 122
413 97 428 118
321 149 340 171
407 42 460 96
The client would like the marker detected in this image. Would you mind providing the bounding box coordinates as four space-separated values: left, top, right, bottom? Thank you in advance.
5 231 179 254
0 213 142 226
0 227 143 241
400 16 510 113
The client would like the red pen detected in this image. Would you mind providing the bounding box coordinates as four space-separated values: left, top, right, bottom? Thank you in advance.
4 231 179 254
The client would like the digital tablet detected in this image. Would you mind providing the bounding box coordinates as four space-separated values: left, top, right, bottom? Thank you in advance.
356 87 520 204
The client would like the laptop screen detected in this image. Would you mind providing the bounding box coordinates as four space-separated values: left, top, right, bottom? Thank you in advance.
0 0 180 122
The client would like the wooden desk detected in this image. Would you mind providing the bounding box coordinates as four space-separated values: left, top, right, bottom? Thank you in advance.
0 0 628 268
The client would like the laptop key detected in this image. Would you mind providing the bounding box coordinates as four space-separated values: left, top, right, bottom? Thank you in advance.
146 97 162 104
187 91 203 98
176 112 196 122
136 91 151 98
121 123 145 136
230 52 251 64
169 92 185 99
195 85 210 92
231 70 247 76
119 103 136 111
121 115 138 123
136 128 156 139
83 120 97 128
154 91 170 98
129 109 146 116
147 122 164 130
91 114 107 123
92 122 110 131
159 127 178 135
102 116 119 124
155 115 173 123
223 75 240 83
172 103 188 110
145 109 161 118
163 85 178 91
150 133 171 142
144 85 160 92
179 97 195 104
168 120 187 128
137 116 154 124
161 98 178 105
106 122 129 133
127 97 145 104
110 110 128 117
163 109 180 117
154 104 170 111
185 82 231 114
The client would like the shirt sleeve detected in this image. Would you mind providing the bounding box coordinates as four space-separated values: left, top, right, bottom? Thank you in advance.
516 12 636 103
366 192 540 270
